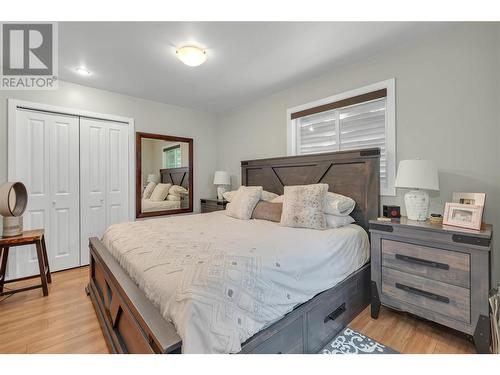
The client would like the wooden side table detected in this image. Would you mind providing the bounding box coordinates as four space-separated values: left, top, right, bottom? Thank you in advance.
200 198 228 213
0 229 52 297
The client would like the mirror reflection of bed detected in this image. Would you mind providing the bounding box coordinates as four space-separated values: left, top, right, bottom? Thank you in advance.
137 133 193 218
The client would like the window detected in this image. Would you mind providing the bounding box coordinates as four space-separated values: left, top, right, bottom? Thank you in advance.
287 79 396 196
163 145 181 168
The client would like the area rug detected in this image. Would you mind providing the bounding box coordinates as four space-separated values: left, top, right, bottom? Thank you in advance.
321 327 398 354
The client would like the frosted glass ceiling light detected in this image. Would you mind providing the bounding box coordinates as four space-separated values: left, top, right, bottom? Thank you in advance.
175 46 207 67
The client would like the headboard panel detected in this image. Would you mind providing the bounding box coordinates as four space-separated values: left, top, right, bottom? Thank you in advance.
160 167 190 189
241 148 380 231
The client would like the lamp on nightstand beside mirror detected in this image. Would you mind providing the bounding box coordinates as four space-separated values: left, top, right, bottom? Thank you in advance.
395 159 439 221
146 174 160 184
213 171 230 200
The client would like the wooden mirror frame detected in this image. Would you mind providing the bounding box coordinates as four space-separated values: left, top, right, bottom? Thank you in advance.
136 132 193 218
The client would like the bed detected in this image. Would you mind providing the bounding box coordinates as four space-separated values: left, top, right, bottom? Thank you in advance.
87 148 380 354
140 198 181 213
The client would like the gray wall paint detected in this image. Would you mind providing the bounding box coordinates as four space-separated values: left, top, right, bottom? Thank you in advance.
216 23 500 284
0 80 218 214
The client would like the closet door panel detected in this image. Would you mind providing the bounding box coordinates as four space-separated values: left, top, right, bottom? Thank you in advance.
49 117 80 271
10 110 79 278
106 123 129 226
80 119 107 265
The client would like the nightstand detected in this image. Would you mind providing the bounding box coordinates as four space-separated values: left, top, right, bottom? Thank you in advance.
369 217 492 353
200 198 228 213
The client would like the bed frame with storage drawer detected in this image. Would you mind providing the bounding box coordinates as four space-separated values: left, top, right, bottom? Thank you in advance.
369 218 492 353
87 148 380 353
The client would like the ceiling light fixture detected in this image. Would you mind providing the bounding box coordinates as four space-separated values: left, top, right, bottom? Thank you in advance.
175 46 207 67
75 67 91 76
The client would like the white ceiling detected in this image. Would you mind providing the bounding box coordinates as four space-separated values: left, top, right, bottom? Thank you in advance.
59 22 448 113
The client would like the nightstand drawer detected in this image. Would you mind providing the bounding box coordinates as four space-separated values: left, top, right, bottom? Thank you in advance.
382 267 470 323
381 239 470 288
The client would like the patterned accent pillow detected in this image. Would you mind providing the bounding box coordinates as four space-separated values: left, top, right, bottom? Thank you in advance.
280 184 328 230
225 186 263 220
142 181 156 199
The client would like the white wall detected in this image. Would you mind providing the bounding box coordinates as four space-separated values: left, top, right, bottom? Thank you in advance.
0 80 218 214
216 23 500 284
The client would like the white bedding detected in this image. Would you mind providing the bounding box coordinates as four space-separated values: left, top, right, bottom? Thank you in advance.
102 211 370 353
141 198 181 212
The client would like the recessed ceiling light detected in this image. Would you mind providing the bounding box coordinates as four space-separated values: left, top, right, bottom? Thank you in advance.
175 46 207 67
75 67 91 76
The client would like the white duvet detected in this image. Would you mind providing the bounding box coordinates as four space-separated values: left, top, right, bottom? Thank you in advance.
102 211 370 353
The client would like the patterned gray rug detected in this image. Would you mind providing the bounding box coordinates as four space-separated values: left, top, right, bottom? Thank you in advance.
321 327 398 354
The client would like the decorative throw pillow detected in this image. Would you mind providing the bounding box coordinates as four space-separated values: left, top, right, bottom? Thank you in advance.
169 185 188 196
222 190 237 202
150 183 172 202
280 184 328 230
261 190 279 202
326 214 355 228
143 181 156 199
251 201 283 222
225 186 263 220
325 192 356 216
166 194 181 201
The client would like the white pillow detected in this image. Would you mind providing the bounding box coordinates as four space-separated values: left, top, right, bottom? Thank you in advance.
169 185 188 195
143 181 156 199
224 189 277 203
225 186 263 220
166 194 181 201
325 192 356 216
261 190 279 202
326 214 355 228
150 183 171 202
280 184 328 230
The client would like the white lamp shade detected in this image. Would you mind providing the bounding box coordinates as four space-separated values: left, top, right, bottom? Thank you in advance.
213 171 230 185
395 159 439 191
147 174 160 184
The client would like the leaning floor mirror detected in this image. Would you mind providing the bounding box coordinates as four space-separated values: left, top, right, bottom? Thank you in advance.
136 132 193 218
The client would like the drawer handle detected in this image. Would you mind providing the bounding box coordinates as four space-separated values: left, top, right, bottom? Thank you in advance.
324 303 346 323
395 254 449 270
395 282 450 304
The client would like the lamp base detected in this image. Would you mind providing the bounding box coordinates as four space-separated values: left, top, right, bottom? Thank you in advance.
217 186 227 200
3 216 23 237
404 190 429 221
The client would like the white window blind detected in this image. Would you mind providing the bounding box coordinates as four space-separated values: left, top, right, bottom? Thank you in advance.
295 97 390 193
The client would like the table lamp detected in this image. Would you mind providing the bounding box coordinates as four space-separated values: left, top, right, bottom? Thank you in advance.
395 159 439 221
0 182 28 237
213 171 230 200
146 174 160 184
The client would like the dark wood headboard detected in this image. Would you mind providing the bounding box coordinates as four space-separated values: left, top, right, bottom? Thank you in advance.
241 148 380 231
160 167 189 189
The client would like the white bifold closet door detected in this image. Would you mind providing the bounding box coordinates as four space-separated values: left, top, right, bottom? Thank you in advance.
11 109 80 277
79 118 130 265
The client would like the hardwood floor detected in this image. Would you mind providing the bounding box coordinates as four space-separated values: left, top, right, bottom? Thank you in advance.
0 266 108 354
349 306 475 354
0 266 475 354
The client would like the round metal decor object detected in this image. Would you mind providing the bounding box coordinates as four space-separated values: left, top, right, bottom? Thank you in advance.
0 181 28 217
